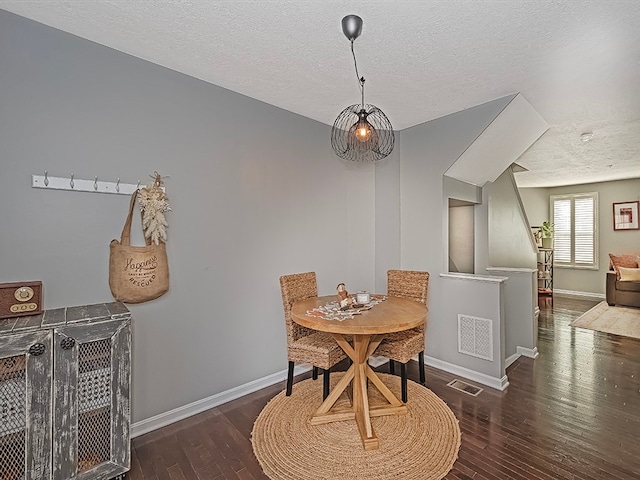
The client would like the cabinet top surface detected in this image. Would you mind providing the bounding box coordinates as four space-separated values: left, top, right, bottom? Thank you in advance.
0 302 130 335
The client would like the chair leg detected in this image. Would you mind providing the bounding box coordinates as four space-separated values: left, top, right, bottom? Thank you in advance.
286 361 295 396
418 351 426 385
400 362 408 403
323 369 330 400
389 359 395 375
312 366 319 380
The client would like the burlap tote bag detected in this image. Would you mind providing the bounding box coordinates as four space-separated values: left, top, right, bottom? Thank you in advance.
109 192 169 303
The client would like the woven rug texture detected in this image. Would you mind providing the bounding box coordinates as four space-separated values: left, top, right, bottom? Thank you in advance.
570 301 640 339
251 372 460 480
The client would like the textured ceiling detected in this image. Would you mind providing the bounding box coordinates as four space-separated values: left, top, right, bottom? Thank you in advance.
1 0 639 187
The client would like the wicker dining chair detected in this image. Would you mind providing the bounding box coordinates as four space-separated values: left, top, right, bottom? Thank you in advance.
374 269 429 402
280 272 347 400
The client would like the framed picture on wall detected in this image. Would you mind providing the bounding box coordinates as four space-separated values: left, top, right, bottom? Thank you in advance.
613 201 639 230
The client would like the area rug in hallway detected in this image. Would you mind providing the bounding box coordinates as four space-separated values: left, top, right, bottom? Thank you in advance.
251 372 460 480
570 301 640 339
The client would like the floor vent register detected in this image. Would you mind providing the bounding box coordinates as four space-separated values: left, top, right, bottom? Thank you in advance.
446 379 483 397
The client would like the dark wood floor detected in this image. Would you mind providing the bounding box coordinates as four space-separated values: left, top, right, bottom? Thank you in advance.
127 296 640 479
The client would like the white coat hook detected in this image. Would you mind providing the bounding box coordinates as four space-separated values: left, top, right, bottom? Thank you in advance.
32 173 141 195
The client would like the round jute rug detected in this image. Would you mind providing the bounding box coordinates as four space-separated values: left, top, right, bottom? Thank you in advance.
251 373 461 480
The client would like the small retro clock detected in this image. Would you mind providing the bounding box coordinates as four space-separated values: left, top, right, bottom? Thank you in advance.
0 281 43 319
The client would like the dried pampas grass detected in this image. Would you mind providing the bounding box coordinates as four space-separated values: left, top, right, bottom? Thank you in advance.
138 173 170 245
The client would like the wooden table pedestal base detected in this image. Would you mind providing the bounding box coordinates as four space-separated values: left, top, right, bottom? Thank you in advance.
309 334 407 450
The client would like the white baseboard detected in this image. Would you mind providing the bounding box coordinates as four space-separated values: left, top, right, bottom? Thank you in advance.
133 354 512 437
554 289 605 300
131 364 311 438
505 353 520 368
517 346 539 359
506 346 539 369
423 355 509 391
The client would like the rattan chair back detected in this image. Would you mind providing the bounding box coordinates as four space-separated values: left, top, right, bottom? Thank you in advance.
280 272 318 344
388 270 429 300
377 269 430 395
387 269 429 332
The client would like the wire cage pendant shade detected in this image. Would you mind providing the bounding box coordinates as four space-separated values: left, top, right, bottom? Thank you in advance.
331 104 394 162
331 15 395 162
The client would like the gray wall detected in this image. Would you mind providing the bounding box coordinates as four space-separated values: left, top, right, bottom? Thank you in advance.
0 11 376 422
486 268 537 359
439 274 506 381
448 205 475 273
374 147 401 292
443 177 482 205
518 186 550 227
444 177 481 273
397 96 512 369
520 178 640 294
486 168 537 269
0 8 559 426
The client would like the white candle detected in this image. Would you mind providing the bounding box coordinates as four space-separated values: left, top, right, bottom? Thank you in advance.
356 292 370 304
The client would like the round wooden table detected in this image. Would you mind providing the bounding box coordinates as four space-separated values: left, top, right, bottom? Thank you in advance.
291 295 427 450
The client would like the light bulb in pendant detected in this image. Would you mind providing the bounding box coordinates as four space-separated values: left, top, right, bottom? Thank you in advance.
353 111 372 142
356 125 371 141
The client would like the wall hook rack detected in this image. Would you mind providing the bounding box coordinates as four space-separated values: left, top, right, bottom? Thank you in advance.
32 172 141 195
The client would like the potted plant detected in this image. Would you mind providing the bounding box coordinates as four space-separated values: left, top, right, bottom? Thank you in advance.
540 221 554 248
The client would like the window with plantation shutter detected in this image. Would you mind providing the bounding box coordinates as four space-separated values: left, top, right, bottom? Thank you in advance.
553 199 571 263
550 193 598 269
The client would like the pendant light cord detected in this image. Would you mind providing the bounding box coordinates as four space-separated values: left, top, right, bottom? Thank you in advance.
350 40 365 108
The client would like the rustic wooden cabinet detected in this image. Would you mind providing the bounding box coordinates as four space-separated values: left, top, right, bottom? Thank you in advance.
0 303 131 480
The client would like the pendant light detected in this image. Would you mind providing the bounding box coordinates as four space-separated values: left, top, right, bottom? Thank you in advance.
331 15 394 162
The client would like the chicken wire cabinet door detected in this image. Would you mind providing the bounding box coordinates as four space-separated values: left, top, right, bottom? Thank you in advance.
52 318 131 480
0 330 52 480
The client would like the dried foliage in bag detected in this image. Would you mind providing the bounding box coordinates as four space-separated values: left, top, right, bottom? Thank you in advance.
138 172 171 245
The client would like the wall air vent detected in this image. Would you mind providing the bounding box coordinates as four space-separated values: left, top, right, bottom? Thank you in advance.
458 314 493 361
